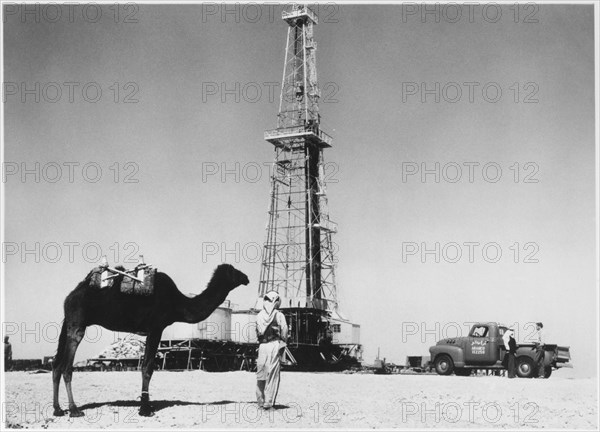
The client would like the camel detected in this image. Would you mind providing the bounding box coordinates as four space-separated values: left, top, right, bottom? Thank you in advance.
52 263 249 417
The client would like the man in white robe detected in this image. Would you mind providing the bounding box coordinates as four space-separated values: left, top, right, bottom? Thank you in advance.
255 291 288 409
502 328 517 378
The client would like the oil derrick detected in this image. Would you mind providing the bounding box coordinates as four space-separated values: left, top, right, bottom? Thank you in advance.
257 5 359 369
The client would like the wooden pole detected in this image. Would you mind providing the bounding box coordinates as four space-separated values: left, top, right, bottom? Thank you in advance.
102 266 143 283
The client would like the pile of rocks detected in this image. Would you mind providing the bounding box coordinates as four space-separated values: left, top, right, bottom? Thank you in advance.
97 337 145 359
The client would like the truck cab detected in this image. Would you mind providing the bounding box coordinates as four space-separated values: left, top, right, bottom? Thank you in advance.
463 323 505 365
429 322 571 378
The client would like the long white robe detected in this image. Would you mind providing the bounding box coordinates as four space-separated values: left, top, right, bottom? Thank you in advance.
256 310 287 408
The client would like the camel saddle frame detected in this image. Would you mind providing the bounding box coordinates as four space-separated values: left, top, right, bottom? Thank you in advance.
88 265 157 296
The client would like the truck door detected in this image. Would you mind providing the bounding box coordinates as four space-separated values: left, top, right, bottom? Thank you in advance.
464 324 497 365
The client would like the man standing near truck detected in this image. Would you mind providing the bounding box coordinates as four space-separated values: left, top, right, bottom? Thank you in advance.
533 322 545 378
502 328 517 378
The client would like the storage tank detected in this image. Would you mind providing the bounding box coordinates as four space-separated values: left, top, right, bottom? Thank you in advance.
161 321 198 341
162 304 232 341
231 310 258 343
198 306 232 340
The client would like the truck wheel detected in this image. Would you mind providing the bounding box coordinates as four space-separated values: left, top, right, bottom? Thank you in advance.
454 368 471 376
434 355 454 375
516 357 535 378
544 367 552 378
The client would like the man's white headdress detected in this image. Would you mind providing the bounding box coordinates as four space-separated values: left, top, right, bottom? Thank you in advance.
257 291 281 334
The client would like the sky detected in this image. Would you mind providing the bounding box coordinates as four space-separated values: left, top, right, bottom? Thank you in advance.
2 3 598 378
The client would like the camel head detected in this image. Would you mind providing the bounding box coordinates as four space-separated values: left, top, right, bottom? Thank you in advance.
212 263 249 292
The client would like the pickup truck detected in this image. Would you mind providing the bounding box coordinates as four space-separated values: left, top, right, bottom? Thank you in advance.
429 322 571 378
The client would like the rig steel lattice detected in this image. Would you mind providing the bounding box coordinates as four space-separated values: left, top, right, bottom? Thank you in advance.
258 4 339 313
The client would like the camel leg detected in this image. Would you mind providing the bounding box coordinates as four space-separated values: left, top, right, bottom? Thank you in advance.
52 368 65 416
62 325 86 417
139 330 161 417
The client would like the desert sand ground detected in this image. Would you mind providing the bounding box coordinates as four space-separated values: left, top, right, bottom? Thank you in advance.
3 370 598 429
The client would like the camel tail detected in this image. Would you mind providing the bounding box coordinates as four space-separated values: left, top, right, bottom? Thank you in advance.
53 320 68 370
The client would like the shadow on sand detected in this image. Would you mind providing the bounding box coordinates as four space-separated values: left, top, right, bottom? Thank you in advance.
78 400 290 413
